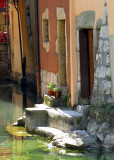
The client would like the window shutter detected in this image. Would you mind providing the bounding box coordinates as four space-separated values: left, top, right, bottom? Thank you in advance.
88 29 94 97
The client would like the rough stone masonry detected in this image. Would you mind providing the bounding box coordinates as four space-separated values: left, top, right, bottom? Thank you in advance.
92 0 112 105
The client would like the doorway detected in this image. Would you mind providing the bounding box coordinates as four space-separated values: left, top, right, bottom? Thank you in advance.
79 29 94 98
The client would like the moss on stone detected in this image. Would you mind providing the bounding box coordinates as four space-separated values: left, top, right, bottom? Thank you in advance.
90 104 114 124
6 124 31 137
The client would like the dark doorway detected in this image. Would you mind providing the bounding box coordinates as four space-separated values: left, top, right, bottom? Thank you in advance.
79 29 94 98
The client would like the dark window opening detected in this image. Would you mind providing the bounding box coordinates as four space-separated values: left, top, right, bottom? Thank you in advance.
43 19 49 42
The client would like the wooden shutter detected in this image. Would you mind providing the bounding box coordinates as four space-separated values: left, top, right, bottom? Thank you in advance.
79 30 90 98
88 30 94 97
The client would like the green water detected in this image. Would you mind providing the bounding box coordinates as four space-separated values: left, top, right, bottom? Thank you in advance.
0 82 114 160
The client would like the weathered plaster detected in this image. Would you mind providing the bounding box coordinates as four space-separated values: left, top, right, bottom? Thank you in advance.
42 8 50 53
76 11 95 29
56 7 66 20
41 69 59 97
42 8 49 19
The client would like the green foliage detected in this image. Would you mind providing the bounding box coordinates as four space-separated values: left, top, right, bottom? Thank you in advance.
63 95 67 106
91 104 106 111
47 83 56 90
53 87 62 92
63 95 67 100
108 104 114 111
91 104 114 112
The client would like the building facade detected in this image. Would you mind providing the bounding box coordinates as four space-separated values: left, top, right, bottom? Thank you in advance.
70 0 114 106
38 0 70 100
9 0 114 107
9 0 37 90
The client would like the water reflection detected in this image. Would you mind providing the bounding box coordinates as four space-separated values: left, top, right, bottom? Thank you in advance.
0 82 37 159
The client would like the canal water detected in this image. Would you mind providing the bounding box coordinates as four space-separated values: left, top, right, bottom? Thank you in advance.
0 82 114 160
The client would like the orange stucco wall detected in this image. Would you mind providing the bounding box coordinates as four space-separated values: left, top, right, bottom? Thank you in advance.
107 0 114 35
39 0 70 75
70 0 104 106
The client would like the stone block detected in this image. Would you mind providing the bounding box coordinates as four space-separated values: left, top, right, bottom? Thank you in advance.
56 7 66 20
44 94 67 107
73 130 97 147
25 104 83 133
76 105 90 114
26 107 49 132
42 8 49 19
104 131 114 148
87 120 99 136
76 11 95 29
76 105 90 130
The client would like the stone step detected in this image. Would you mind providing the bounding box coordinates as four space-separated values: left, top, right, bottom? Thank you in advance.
76 105 90 114
44 94 67 107
25 104 84 133
25 126 98 149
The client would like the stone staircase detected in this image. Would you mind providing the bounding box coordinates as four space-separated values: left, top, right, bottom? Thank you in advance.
0 43 11 80
25 94 90 133
24 96 100 149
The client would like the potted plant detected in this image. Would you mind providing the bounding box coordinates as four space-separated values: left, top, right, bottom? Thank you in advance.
47 83 56 96
53 87 62 98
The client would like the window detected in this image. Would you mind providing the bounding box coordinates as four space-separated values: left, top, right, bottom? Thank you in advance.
43 19 49 42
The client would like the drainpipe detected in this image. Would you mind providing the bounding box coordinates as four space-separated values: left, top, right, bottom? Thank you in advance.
17 8 23 78
13 0 24 78
35 0 41 98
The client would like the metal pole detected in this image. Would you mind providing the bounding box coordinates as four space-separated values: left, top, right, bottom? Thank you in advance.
17 8 23 78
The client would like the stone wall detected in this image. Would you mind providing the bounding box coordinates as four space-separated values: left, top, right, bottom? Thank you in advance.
92 0 112 105
87 105 114 148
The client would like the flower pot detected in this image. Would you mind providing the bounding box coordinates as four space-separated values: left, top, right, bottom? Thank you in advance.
48 89 54 96
54 91 62 98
